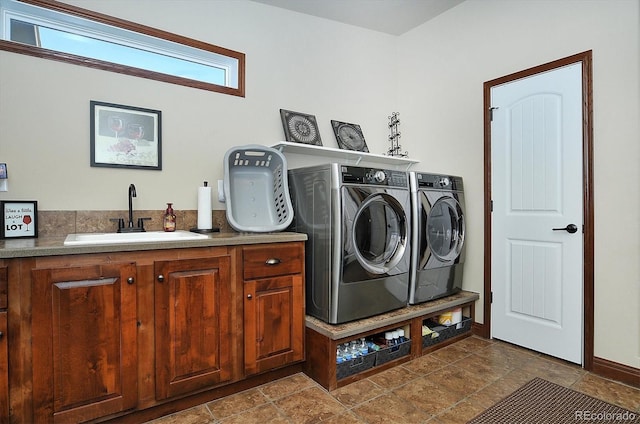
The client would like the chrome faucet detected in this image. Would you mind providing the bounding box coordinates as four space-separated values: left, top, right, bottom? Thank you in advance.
111 183 150 233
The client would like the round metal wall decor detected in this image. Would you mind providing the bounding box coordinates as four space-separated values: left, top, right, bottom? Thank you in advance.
331 120 369 152
280 109 322 146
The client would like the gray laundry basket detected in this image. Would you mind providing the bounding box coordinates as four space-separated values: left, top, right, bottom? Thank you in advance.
223 145 294 232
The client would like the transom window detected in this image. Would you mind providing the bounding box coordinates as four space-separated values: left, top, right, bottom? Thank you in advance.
0 0 245 96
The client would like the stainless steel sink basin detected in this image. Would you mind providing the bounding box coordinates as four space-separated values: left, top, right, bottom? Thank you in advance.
64 230 209 246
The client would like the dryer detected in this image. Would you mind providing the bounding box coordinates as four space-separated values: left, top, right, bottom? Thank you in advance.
408 172 466 304
288 163 411 324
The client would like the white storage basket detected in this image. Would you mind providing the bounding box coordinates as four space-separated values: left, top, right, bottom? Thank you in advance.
223 145 294 232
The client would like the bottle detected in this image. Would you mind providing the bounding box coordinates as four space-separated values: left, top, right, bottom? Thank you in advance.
359 337 369 356
336 347 344 364
397 329 406 343
367 340 381 352
391 330 400 345
341 343 352 361
350 341 360 358
384 332 393 347
163 203 176 232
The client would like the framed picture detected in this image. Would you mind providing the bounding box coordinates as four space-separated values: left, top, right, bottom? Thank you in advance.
1 201 38 239
90 101 162 170
331 120 369 152
280 109 322 146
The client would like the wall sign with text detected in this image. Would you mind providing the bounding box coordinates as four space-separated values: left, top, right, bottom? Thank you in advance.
1 201 38 239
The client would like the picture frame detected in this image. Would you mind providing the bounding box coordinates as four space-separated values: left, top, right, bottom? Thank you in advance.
1 200 38 239
90 100 162 170
280 109 322 146
331 120 369 152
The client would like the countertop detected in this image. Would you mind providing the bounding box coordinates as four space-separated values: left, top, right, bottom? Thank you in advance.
0 231 307 258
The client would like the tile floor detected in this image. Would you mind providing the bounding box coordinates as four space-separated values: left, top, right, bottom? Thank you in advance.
146 337 640 424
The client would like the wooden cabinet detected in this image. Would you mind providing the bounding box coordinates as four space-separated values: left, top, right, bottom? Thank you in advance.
0 265 7 423
243 243 304 375
3 239 305 423
31 262 138 423
154 255 233 399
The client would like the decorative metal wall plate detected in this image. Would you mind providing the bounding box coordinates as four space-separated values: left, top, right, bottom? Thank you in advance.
331 120 369 152
280 109 322 146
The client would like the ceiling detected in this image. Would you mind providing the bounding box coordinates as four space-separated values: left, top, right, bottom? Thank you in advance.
250 0 465 35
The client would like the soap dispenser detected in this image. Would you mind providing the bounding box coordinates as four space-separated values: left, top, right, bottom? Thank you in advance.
163 203 176 232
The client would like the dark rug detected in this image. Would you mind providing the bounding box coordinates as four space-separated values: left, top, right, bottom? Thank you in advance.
467 377 640 424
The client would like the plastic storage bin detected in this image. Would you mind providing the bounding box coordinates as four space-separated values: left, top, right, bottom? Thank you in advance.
375 340 412 367
336 351 377 380
422 317 472 349
223 145 294 232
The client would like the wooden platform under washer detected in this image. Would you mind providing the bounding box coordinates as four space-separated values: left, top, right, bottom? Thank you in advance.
303 291 480 391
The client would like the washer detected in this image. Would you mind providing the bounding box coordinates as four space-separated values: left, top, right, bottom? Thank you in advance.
288 163 411 324
408 172 466 304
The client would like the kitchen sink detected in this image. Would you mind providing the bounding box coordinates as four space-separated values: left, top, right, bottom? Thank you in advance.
64 230 209 246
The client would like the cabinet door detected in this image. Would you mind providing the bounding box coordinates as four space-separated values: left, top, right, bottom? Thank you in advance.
0 311 7 423
0 266 6 423
154 256 232 400
31 263 137 424
244 273 304 375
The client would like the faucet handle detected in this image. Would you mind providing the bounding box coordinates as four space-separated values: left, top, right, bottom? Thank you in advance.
137 217 152 231
110 218 125 232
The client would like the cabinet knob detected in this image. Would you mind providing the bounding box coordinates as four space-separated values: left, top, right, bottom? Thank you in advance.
265 258 281 266
157 274 165 282
247 294 252 299
127 277 135 285
0 331 3 339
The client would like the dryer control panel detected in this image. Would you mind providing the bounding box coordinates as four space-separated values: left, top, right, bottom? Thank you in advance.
415 172 463 191
341 166 408 188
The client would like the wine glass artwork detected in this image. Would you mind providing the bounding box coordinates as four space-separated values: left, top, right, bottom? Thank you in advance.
127 123 144 144
22 214 32 231
91 101 162 170
108 116 124 139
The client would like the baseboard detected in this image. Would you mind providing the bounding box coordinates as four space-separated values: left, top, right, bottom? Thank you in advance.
471 321 487 338
592 356 640 388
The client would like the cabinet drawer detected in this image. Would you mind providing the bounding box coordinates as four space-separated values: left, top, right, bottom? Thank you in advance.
243 243 303 280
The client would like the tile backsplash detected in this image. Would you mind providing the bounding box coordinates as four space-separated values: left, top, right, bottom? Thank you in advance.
38 210 233 237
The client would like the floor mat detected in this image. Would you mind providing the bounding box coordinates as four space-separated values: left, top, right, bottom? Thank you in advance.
467 377 640 424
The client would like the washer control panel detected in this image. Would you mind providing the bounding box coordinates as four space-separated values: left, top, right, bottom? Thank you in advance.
415 172 463 190
341 166 408 188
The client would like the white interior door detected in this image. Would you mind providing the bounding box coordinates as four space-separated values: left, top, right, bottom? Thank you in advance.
491 63 583 364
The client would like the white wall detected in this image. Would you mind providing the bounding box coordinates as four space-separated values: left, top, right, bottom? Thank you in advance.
397 0 640 368
0 0 397 211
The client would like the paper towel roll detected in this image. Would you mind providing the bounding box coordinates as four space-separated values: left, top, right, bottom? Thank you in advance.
197 184 212 230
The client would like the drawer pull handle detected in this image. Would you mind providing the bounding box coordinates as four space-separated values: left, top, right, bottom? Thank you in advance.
265 258 281 266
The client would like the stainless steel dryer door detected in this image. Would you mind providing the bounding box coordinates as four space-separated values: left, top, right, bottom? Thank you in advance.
420 191 465 268
342 187 409 280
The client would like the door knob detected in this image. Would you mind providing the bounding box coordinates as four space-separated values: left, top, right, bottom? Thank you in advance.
552 224 578 234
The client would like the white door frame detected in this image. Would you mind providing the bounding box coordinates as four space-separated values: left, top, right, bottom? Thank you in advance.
482 51 594 370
